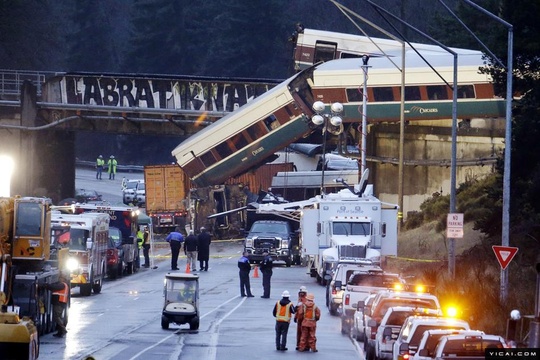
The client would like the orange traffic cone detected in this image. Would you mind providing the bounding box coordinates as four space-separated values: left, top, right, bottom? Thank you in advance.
185 262 191 274
253 265 259 278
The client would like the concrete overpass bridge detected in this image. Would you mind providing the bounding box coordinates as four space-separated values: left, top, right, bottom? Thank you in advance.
0 70 280 202
0 70 505 213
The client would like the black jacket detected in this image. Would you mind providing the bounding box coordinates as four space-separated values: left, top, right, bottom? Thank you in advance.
184 234 198 252
260 255 273 273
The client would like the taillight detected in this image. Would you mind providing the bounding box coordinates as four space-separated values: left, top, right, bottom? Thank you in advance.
345 294 350 306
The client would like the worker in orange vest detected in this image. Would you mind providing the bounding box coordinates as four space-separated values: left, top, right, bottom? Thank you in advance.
294 286 308 350
272 290 295 351
41 273 70 337
296 293 321 352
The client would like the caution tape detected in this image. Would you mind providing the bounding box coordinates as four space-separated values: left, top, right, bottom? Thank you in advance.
386 256 445 263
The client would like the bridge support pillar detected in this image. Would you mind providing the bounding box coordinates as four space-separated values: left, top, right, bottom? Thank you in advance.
11 81 75 202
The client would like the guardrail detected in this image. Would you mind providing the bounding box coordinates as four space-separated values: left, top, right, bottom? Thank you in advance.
76 159 144 172
0 69 55 97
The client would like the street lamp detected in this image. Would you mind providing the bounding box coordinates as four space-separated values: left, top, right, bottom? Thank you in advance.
311 101 344 194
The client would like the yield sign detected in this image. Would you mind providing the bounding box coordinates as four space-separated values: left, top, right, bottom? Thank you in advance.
492 246 519 270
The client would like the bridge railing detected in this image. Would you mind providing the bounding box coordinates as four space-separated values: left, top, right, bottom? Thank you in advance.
0 70 56 98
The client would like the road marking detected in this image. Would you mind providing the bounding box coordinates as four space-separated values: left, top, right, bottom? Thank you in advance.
128 295 244 360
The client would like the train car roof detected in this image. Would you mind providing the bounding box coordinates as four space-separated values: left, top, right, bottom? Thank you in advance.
313 51 493 86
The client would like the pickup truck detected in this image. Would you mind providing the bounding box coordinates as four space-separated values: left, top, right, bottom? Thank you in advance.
392 316 471 360
360 290 442 360
425 333 506 360
373 306 441 360
413 329 485 360
340 268 404 335
325 261 379 316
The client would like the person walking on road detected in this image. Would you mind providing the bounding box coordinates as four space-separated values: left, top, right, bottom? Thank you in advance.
273 290 295 351
296 293 321 352
107 155 118 180
95 155 105 180
142 226 151 268
238 251 254 297
197 227 211 271
41 273 70 338
166 229 184 270
294 286 308 350
184 230 198 271
259 251 273 298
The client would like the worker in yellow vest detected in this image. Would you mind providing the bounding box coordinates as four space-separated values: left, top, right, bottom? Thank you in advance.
272 290 295 351
107 155 118 180
96 155 105 180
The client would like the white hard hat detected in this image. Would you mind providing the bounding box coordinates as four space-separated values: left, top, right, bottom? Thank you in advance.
299 286 307 293
282 290 290 298
110 155 115 159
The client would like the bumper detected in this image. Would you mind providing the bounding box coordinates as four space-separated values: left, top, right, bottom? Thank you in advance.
162 311 198 325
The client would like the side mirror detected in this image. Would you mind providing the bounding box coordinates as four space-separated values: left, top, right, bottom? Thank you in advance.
418 349 429 357
357 300 365 310
86 238 92 250
324 274 332 281
383 326 392 337
399 343 409 352
335 280 342 288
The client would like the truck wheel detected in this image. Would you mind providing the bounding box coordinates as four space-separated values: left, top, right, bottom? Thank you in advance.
189 318 199 330
340 317 350 334
80 283 92 296
285 257 292 267
93 279 102 294
161 316 170 330
329 303 339 316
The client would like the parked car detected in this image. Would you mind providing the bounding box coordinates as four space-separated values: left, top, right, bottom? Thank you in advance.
75 188 102 203
122 179 141 205
107 226 125 278
135 180 145 206
352 292 378 341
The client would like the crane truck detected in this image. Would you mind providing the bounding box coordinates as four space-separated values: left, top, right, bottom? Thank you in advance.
256 170 398 284
0 196 69 360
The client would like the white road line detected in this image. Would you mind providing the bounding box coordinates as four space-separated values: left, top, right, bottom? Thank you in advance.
128 295 244 360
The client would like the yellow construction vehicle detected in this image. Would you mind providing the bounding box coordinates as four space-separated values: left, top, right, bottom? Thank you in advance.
0 196 68 360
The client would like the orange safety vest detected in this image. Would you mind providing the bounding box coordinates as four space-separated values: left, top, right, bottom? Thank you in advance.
276 302 293 323
302 304 318 320
53 282 69 303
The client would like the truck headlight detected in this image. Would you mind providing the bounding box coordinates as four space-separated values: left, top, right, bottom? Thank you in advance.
281 239 289 248
245 239 253 247
66 257 79 272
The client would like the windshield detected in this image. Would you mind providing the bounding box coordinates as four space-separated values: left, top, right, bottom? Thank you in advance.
126 181 139 190
109 227 122 247
165 279 198 303
15 202 43 236
332 222 370 236
250 223 288 234
69 229 90 250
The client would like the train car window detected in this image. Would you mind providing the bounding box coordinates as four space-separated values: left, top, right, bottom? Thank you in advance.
200 151 218 167
215 141 234 159
346 88 363 102
372 87 394 102
314 41 337 63
245 122 267 140
457 85 475 99
404 86 421 101
231 132 250 150
263 114 280 131
427 85 448 100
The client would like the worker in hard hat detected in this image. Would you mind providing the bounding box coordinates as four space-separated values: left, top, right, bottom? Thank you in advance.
95 155 104 180
272 290 295 351
107 155 118 180
296 293 321 352
294 286 308 350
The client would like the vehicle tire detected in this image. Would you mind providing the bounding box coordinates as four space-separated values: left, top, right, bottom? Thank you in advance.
355 328 364 342
80 283 92 296
189 318 199 330
340 317 350 335
93 278 102 294
161 316 170 330
329 303 339 316
285 256 292 267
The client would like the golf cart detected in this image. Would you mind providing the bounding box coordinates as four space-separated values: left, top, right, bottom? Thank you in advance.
161 273 199 330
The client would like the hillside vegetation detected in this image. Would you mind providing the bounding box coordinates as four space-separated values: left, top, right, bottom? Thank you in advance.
385 175 536 339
